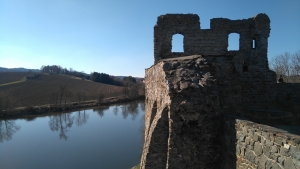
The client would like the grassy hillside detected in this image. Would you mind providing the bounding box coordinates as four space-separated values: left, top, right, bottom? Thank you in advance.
0 73 124 108
0 72 28 85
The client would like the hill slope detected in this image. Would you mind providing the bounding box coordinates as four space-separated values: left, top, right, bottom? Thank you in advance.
0 72 29 85
0 74 124 108
0 67 40 72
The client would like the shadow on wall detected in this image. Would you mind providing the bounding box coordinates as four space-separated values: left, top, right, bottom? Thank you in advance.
222 116 237 169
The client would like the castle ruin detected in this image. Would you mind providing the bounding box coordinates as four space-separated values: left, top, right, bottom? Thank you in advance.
141 14 300 169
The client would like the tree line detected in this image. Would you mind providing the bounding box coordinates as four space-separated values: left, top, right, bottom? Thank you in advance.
40 65 142 87
269 50 300 83
41 65 88 79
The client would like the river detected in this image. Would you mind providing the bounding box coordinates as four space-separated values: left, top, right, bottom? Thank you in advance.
0 100 145 169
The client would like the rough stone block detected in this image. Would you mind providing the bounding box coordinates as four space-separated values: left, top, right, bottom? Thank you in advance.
290 146 300 160
271 162 282 169
278 156 285 166
245 149 257 164
245 137 251 145
262 131 270 140
254 142 263 155
275 137 283 145
271 153 279 161
271 145 278 153
266 139 274 146
284 156 297 169
240 135 246 142
250 139 255 146
247 145 254 150
259 154 268 168
293 159 300 168
253 133 259 141
263 145 271 157
280 146 290 156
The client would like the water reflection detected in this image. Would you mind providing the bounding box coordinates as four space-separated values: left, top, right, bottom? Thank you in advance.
0 101 145 169
93 106 109 117
93 101 142 121
75 110 89 127
48 113 74 140
0 119 20 142
121 101 139 120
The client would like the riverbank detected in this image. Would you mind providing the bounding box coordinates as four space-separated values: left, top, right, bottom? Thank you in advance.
0 95 145 119
131 164 140 169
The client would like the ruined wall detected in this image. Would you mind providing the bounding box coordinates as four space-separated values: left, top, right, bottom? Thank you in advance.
142 55 225 169
154 13 270 71
224 118 300 169
142 13 300 169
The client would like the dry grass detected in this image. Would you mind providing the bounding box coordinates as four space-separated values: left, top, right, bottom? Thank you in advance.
0 72 28 84
0 74 124 108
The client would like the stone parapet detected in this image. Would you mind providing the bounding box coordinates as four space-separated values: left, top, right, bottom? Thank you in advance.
224 118 300 169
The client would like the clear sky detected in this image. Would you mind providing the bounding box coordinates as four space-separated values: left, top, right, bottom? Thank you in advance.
0 0 299 77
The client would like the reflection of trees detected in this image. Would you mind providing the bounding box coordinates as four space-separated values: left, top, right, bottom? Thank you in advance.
121 101 140 120
75 110 89 127
93 106 109 117
48 113 74 140
113 105 118 116
0 119 20 142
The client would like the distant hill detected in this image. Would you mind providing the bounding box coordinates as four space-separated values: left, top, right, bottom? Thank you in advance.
115 76 144 80
0 73 124 108
0 67 41 72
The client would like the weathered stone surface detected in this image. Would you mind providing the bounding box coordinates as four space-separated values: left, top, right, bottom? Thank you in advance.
266 139 274 146
275 137 283 145
271 145 278 153
254 142 263 155
278 156 285 166
293 158 300 168
253 133 259 142
142 12 300 169
284 156 297 169
259 154 268 168
291 146 300 160
280 146 290 156
245 150 257 164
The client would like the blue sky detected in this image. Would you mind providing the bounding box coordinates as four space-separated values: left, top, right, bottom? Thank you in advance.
0 0 299 77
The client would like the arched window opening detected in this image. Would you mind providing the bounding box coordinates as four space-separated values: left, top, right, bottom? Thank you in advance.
228 33 240 51
172 34 184 52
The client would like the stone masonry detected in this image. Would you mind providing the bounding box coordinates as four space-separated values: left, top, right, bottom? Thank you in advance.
141 14 300 169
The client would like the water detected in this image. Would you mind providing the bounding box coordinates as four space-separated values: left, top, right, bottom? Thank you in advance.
0 100 145 169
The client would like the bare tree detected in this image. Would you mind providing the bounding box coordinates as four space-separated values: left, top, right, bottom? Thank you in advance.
138 82 145 96
76 91 86 105
129 86 139 100
64 90 73 107
59 84 68 108
50 92 59 107
98 93 105 104
291 50 300 82
270 50 300 83
0 92 14 116
122 87 129 99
